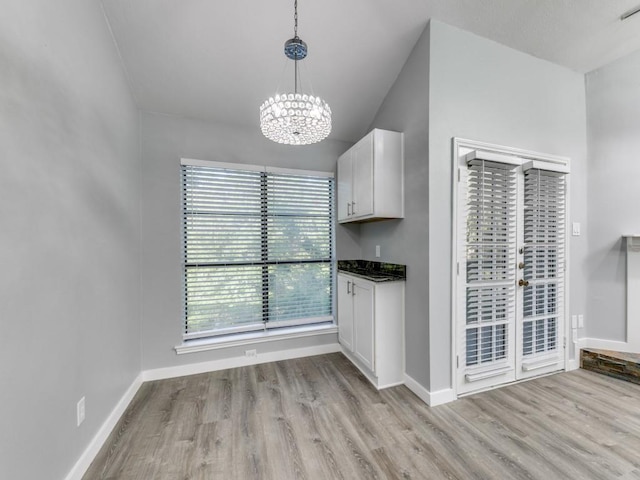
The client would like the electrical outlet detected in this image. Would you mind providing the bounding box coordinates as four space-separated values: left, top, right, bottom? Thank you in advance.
245 349 257 358
77 396 85 427
578 314 584 329
375 245 381 258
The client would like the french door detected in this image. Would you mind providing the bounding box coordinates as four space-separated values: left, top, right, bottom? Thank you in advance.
456 148 568 395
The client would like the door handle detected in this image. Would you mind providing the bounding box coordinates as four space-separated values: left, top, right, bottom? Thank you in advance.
518 279 529 287
347 281 351 294
347 202 351 216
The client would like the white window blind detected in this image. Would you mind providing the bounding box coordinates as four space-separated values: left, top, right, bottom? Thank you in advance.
181 162 334 340
522 168 565 357
465 159 517 367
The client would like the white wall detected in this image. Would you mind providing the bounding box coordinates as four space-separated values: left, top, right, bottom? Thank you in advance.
0 1 140 479
140 111 354 370
428 20 588 391
360 24 431 388
585 49 640 344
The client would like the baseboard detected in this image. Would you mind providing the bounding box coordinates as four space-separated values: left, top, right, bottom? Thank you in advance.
142 343 342 382
377 380 405 390
65 343 341 479
578 337 635 352
566 358 579 371
64 373 143 480
403 373 456 407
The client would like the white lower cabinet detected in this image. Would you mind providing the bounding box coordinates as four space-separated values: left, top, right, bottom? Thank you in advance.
337 272 405 389
337 275 354 351
353 281 374 371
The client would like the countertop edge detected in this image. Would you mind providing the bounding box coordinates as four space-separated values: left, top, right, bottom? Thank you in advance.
337 269 406 283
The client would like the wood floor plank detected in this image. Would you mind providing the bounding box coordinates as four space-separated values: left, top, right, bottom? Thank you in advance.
476 388 618 479
83 353 640 480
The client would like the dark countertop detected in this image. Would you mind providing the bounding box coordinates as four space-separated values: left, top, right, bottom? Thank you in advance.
337 260 406 283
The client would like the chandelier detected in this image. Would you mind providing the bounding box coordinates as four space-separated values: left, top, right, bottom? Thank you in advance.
259 0 332 146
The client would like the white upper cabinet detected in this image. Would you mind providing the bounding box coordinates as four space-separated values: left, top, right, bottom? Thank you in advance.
337 129 404 223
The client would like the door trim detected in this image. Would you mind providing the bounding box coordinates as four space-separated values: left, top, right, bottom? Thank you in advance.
451 137 572 399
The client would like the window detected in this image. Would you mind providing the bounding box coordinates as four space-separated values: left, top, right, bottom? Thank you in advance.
181 159 334 340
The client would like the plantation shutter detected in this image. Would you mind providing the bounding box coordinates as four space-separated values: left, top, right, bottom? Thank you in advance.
181 160 334 340
457 147 569 393
464 159 517 370
521 164 566 359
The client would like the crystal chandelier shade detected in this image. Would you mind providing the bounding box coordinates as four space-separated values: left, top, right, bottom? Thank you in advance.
259 0 332 146
260 93 331 146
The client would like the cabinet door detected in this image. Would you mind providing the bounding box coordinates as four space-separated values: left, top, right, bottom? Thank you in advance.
337 275 354 351
337 151 352 222
352 134 374 219
353 280 375 371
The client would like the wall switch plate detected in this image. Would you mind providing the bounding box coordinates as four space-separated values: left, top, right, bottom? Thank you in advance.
572 222 581 236
375 245 381 258
77 397 85 427
571 315 577 329
578 314 584 329
245 349 257 358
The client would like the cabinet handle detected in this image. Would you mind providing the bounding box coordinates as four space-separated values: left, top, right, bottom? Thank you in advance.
352 283 356 296
347 202 351 216
347 281 351 294
352 201 356 214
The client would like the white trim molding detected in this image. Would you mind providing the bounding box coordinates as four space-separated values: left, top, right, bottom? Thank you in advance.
180 157 334 178
64 374 143 480
624 235 640 351
566 358 580 371
404 374 456 407
175 324 338 355
574 236 640 356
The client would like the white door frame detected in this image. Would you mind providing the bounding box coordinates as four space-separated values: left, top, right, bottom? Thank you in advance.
450 137 572 398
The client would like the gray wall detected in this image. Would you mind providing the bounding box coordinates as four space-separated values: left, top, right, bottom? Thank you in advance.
0 1 140 479
428 21 588 391
361 20 587 394
585 49 640 342
140 112 354 370
360 24 431 388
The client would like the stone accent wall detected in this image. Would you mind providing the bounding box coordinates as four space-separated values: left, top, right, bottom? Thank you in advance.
581 348 640 385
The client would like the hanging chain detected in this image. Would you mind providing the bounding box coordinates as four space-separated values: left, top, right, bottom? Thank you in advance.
294 0 298 38
294 0 299 93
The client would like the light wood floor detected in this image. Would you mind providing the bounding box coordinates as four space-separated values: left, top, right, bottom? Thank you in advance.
84 353 640 479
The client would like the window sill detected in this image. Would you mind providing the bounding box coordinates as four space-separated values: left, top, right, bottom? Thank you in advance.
174 323 338 355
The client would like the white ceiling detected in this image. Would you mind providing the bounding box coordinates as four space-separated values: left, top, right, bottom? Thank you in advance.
102 0 640 143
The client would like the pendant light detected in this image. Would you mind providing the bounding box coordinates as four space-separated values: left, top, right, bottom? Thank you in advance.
259 0 332 145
